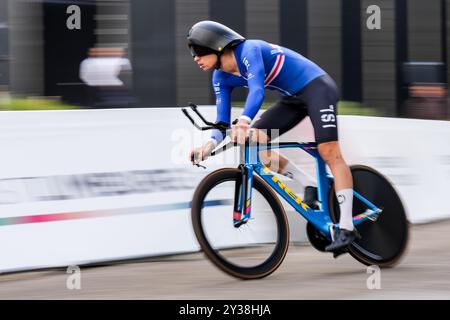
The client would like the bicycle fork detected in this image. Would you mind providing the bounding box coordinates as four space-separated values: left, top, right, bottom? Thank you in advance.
233 142 256 227
233 164 254 227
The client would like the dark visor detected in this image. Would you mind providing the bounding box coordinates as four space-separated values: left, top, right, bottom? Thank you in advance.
189 44 216 57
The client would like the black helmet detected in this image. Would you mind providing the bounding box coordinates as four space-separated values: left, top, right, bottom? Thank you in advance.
187 20 245 57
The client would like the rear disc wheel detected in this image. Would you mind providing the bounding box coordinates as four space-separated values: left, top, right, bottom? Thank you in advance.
329 165 410 267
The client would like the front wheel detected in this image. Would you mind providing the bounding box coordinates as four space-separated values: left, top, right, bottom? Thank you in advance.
191 168 290 280
329 165 410 267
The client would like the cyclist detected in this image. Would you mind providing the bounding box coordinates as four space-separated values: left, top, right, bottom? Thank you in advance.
187 20 358 253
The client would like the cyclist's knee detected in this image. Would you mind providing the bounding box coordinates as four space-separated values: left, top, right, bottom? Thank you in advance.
259 149 271 164
252 128 271 143
258 149 277 166
318 141 343 165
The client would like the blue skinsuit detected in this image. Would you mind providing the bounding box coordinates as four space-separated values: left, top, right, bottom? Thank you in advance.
210 39 326 145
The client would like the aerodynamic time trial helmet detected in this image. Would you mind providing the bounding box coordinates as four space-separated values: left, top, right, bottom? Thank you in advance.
187 20 245 58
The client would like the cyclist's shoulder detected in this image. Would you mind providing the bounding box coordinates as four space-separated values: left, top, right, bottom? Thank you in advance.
241 39 307 58
237 39 290 60
243 39 287 50
237 39 267 53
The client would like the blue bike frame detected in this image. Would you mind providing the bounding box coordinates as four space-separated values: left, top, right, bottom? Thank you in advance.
233 141 382 240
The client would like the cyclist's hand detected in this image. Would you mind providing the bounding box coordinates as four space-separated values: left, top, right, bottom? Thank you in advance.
231 119 251 145
189 141 215 165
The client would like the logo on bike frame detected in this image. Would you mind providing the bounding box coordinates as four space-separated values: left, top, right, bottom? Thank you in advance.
263 167 309 210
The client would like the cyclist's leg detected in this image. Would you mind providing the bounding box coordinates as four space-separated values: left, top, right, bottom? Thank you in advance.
251 97 308 173
298 74 355 237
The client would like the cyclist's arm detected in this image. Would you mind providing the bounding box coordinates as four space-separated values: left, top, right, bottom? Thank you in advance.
239 45 266 123
209 71 232 148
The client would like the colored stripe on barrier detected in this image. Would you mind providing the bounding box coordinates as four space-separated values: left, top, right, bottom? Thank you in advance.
0 199 233 227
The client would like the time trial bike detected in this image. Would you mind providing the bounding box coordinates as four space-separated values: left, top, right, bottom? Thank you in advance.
182 103 409 280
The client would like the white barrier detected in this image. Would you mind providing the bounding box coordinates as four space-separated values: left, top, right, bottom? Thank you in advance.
0 107 287 273
0 107 448 272
0 108 210 272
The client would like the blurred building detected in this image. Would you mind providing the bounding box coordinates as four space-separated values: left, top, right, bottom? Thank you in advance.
0 0 449 118
0 0 9 93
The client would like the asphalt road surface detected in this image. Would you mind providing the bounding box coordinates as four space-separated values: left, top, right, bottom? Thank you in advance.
1 220 449 299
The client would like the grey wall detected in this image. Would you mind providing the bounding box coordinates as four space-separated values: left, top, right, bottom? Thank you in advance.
175 0 209 105
246 0 280 102
8 0 44 96
361 0 397 115
0 0 9 87
308 0 342 91
408 0 442 61
447 0 450 84
246 0 279 44
95 0 130 50
342 0 362 102
5 0 447 115
131 0 176 106
447 0 450 114
280 0 308 56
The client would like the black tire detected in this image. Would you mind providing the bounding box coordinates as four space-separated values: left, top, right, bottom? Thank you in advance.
191 168 290 280
329 165 410 267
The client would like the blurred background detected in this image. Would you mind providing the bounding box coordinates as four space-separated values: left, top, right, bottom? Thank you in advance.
0 0 448 119
0 1 449 299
